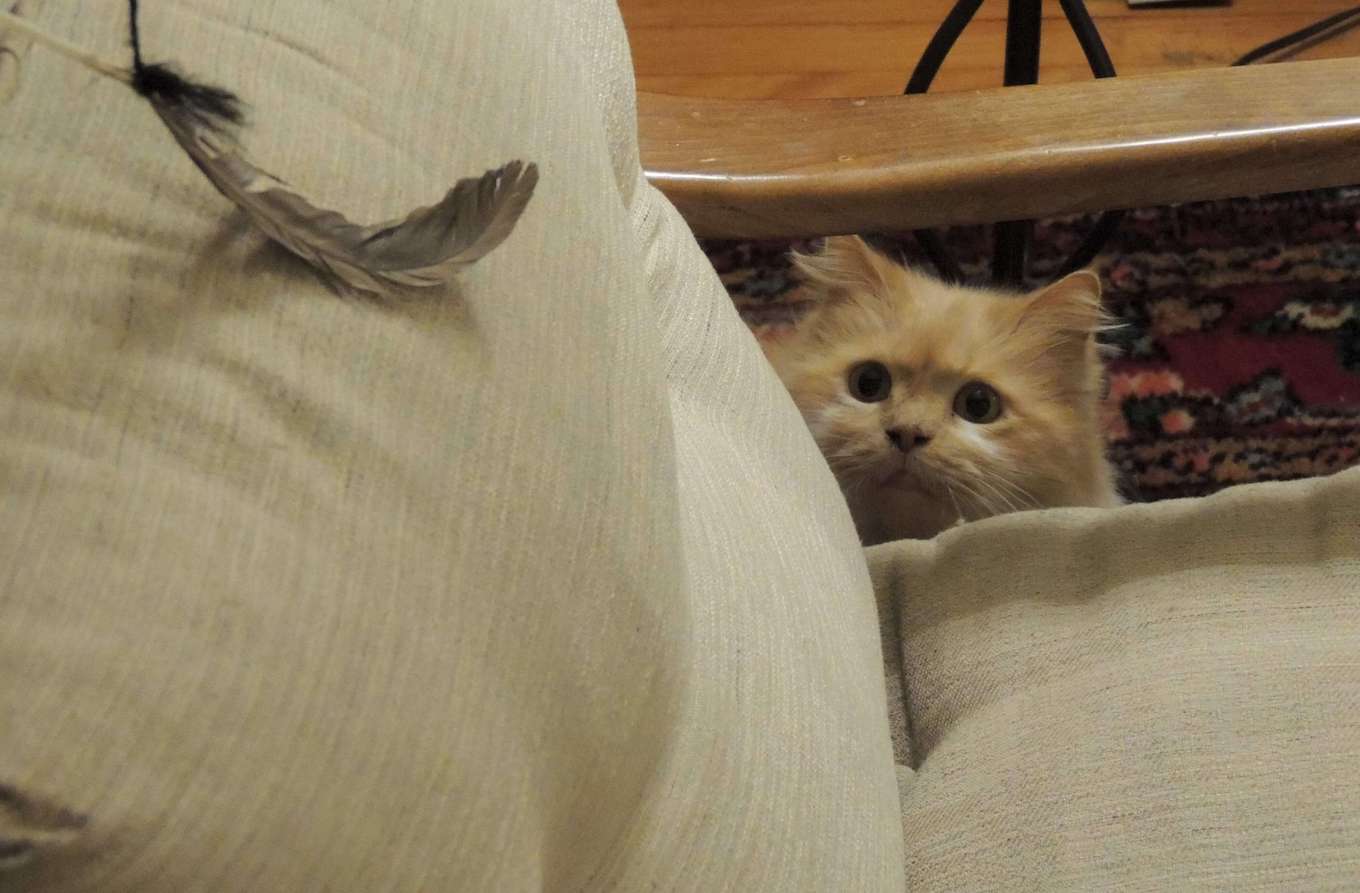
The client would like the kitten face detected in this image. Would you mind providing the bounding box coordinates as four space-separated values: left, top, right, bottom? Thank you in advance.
765 236 1120 544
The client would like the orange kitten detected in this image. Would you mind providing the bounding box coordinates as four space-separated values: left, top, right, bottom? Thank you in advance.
763 236 1121 545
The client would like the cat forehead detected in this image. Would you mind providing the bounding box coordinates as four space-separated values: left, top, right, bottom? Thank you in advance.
895 275 1025 323
825 279 1026 366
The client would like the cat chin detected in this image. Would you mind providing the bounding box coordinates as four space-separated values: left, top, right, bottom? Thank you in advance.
878 469 929 493
872 458 945 495
846 482 961 544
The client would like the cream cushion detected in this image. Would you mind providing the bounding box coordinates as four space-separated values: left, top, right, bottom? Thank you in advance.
874 467 1360 890
0 1 902 888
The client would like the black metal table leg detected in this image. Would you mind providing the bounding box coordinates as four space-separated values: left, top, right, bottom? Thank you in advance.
904 0 984 283
1055 0 1125 278
1002 0 1044 86
992 0 1043 287
902 0 1122 287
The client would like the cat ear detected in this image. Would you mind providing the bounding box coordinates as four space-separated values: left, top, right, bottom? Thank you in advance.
1017 270 1109 371
1021 270 1105 336
790 235 899 301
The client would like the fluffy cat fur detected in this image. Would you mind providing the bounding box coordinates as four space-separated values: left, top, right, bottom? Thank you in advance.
764 236 1122 545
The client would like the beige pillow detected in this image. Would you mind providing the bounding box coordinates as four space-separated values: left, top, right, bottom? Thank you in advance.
874 467 1360 890
0 0 901 888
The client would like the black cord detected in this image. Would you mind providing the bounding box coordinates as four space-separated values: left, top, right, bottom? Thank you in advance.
128 0 146 75
125 0 244 127
1233 5 1360 66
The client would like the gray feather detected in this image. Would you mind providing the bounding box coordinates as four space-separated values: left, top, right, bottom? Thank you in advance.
148 94 537 299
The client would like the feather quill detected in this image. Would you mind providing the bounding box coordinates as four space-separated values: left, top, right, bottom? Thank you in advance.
0 4 538 299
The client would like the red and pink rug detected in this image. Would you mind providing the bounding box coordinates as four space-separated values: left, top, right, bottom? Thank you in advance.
704 188 1360 501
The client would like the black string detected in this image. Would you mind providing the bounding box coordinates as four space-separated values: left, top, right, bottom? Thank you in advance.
128 0 145 75
125 0 244 128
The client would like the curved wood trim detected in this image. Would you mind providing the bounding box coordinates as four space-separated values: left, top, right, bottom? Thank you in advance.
638 58 1360 238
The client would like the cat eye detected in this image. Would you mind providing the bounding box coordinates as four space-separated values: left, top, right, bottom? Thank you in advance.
953 381 1003 424
847 361 892 403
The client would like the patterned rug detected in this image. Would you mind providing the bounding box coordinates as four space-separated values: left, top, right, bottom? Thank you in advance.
704 188 1360 501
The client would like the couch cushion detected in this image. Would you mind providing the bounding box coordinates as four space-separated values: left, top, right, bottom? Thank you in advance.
873 467 1360 890
0 1 901 888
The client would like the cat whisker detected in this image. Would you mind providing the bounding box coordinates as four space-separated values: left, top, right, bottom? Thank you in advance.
826 451 878 473
946 476 1001 518
826 447 873 465
920 459 1003 518
968 483 1017 516
976 475 1034 516
973 467 1041 511
955 467 1026 518
827 457 881 494
967 471 1024 511
944 482 967 524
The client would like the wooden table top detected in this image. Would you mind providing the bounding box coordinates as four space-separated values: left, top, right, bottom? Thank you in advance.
620 0 1360 99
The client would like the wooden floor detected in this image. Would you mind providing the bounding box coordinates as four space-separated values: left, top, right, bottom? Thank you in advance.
619 0 1360 98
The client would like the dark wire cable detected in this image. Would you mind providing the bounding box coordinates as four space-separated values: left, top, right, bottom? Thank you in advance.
1233 5 1360 66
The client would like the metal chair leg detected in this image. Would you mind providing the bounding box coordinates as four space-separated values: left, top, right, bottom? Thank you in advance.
903 0 1124 286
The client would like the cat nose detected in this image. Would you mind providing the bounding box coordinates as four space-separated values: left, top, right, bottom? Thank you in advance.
885 427 930 453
